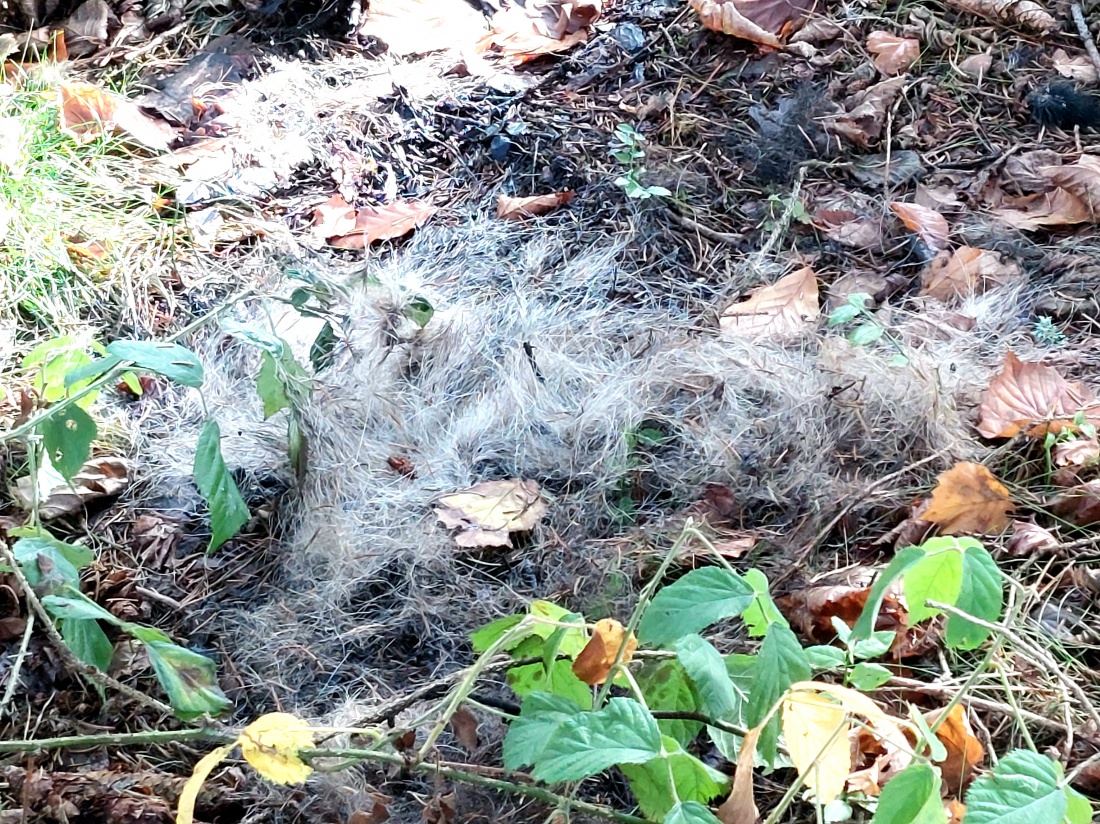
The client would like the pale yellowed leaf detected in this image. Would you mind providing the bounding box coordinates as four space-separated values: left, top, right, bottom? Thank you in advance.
239 712 314 785
176 744 235 824
436 479 548 548
782 691 851 804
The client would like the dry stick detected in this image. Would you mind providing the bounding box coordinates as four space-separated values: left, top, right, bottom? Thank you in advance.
0 613 34 717
1071 4 1100 80
665 209 742 246
927 600 1100 734
0 727 230 754
0 543 174 717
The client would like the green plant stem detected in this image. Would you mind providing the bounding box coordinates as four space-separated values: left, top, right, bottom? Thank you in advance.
0 727 232 753
302 748 653 824
1 287 255 445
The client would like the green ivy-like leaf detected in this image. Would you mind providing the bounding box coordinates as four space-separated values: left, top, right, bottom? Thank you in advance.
193 421 250 552
828 304 862 327
61 617 113 673
850 323 884 346
963 750 1067 824
676 634 745 759
746 623 810 764
870 763 945 824
741 569 787 637
105 341 204 387
621 737 728 818
850 630 897 661
636 659 702 747
665 800 722 824
502 692 584 770
851 546 925 641
945 545 1002 650
639 568 754 645
145 641 231 721
903 549 963 624
404 296 435 328
532 697 662 783
40 404 96 480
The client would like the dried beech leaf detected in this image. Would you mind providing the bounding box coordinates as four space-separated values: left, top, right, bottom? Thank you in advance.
688 0 782 46
866 32 920 75
813 209 883 250
1052 48 1098 83
1005 521 1059 557
435 479 548 548
1054 436 1100 467
919 247 1019 302
1042 155 1100 217
717 726 761 824
924 705 983 796
720 266 819 341
957 53 992 78
1049 480 1100 526
311 194 358 240
889 202 949 252
825 76 907 147
992 188 1092 229
328 201 437 250
920 462 1014 535
776 580 907 643
944 0 1057 34
572 618 637 685
496 191 574 221
58 82 175 151
476 7 589 64
13 457 132 520
977 352 1097 439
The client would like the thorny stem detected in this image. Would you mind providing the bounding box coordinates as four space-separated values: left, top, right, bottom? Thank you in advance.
0 542 176 717
301 748 653 824
0 727 232 753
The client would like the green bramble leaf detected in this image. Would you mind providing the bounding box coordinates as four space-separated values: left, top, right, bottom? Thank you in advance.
962 749 1066 824
741 568 787 637
746 623 810 764
639 567 754 645
105 341 204 388
635 659 702 747
621 737 728 819
61 617 113 673
665 801 722 824
502 692 584 771
945 545 1002 650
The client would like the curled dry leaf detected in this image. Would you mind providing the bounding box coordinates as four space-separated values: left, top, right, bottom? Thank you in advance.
13 457 132 520
866 32 920 75
944 0 1057 33
717 725 761 824
435 479 548 548
776 580 908 643
449 707 480 753
920 247 1020 302
890 202 949 252
496 191 574 221
920 462 1014 535
813 209 883 250
58 82 176 151
572 618 637 685
1054 436 1100 467
719 266 819 341
924 705 983 796
992 188 1092 230
977 352 1097 439
1041 155 1100 219
825 76 907 147
1005 521 1059 557
1049 480 1100 527
476 6 589 65
689 0 818 47
1053 48 1098 84
313 198 437 250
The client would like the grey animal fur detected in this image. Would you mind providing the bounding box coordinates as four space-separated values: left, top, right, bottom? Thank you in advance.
123 217 1049 817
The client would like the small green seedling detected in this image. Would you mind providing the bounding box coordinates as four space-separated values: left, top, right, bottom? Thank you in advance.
609 123 671 200
827 292 908 366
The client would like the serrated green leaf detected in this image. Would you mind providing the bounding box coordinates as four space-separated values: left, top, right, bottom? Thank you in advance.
39 404 97 480
502 692 584 770
963 750 1066 824
508 637 592 709
904 549 963 624
849 323 884 346
145 641 231 721
676 634 745 759
849 662 893 690
471 614 525 652
665 800 722 824
193 421 250 553
639 568 754 645
105 341 204 388
741 569 787 637
621 737 728 818
945 546 1002 650
636 659 702 747
532 697 663 783
61 617 113 673
870 763 945 824
828 304 862 327
746 623 810 764
852 546 925 641
1064 787 1093 824
805 645 847 670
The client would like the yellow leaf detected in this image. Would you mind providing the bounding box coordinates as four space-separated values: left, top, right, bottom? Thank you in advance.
781 692 850 804
239 712 315 785
789 681 912 753
176 744 235 824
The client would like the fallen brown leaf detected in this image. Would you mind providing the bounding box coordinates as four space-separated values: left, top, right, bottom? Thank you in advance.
13 458 132 520
496 191 574 221
1005 521 1059 557
776 580 908 643
572 618 637 685
321 200 437 250
311 194 358 240
58 82 175 152
920 462 1014 535
943 0 1057 32
919 247 1019 302
476 7 589 65
957 53 992 79
435 479 548 548
944 799 966 824
992 188 1092 230
813 209 884 250
1042 155 1100 218
1053 48 1099 83
825 76 907 147
977 352 1097 439
717 725 761 824
890 201 949 252
719 266 819 341
866 32 920 75
1049 480 1100 526
925 705 983 796
449 707 480 753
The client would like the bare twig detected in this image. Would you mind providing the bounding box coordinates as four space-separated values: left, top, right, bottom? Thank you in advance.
665 209 742 246
1071 4 1100 80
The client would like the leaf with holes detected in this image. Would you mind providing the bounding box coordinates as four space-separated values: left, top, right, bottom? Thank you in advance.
40 404 97 481
193 421 250 552
719 267 819 342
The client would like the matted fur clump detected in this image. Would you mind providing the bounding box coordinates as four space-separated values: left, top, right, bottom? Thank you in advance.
128 219 1034 725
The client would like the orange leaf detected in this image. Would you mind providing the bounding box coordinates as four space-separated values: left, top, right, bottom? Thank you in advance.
476 7 589 65
920 462 1013 535
66 240 108 261
496 191 574 221
717 725 760 824
328 201 437 250
889 202 949 252
919 247 1019 302
571 618 637 685
925 705 983 796
977 352 1097 439
944 799 966 824
866 32 920 75
58 82 175 151
992 187 1093 230
719 266 819 341
312 194 358 239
